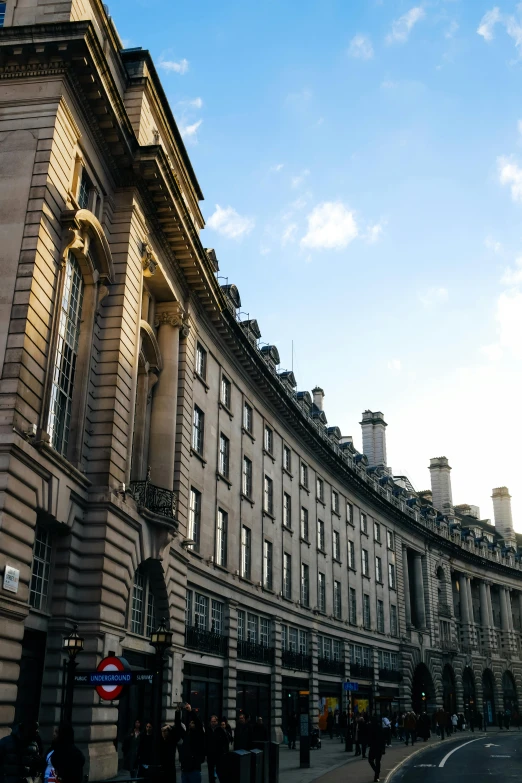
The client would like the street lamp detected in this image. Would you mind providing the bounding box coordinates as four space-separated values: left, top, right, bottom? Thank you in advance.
61 624 84 723
150 618 173 761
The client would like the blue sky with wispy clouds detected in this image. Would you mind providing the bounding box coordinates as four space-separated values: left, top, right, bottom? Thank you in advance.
111 0 522 528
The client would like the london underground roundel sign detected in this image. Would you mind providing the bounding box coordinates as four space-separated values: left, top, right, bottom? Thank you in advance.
93 656 130 700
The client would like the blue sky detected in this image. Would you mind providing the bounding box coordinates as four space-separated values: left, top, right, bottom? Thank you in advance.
111 0 522 528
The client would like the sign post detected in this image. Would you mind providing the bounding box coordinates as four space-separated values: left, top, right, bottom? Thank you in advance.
344 682 358 752
298 690 310 769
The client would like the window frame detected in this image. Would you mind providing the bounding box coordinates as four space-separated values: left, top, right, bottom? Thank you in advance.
300 507 309 541
263 540 274 590
220 374 232 410
300 562 310 607
348 540 355 570
375 555 383 583
264 474 274 515
362 548 369 577
332 490 340 514
243 401 253 434
388 562 396 589
188 487 202 550
333 530 341 561
318 572 326 613
241 525 251 579
192 405 205 455
317 518 325 552
300 462 309 489
283 552 292 599
333 580 342 619
360 512 368 535
216 508 228 567
29 526 52 611
242 456 253 498
218 432 230 479
283 492 292 529
264 424 274 455
283 444 292 472
195 342 207 380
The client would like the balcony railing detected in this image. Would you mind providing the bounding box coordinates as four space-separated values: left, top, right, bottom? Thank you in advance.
282 649 312 671
350 663 374 679
379 668 402 682
130 475 177 523
237 639 275 665
185 625 228 657
318 657 345 676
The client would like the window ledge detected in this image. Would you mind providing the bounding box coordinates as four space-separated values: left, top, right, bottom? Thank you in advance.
263 448 275 463
282 467 293 480
389 586 396 592
347 521 355 528
188 548 203 560
242 426 255 442
361 530 369 538
193 370 209 392
316 497 325 507
282 525 294 535
300 537 311 548
241 493 255 507
299 483 310 495
281 595 294 603
239 576 254 585
263 510 276 522
374 539 382 546
219 401 233 419
214 563 229 574
362 573 371 580
348 566 357 573
333 558 342 565
376 580 384 586
317 548 327 557
191 448 207 466
263 586 276 595
332 510 341 518
216 472 232 489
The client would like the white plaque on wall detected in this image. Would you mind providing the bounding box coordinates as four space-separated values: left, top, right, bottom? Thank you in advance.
3 566 20 593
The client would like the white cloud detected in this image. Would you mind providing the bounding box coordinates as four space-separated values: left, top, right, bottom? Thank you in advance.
387 359 402 372
484 236 502 254
270 163 284 172
364 222 385 244
386 7 425 44
348 34 374 60
281 196 309 222
281 223 298 246
179 97 202 109
498 155 522 202
418 286 449 308
445 20 459 39
501 257 522 286
300 202 358 250
206 205 255 240
506 14 522 54
477 7 501 41
159 58 189 74
178 119 202 143
291 169 310 189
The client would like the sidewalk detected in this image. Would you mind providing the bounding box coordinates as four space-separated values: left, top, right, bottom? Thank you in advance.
278 730 490 783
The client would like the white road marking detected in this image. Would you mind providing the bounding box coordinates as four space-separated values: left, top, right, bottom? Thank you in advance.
415 764 437 767
491 755 511 758
485 743 500 748
439 737 484 768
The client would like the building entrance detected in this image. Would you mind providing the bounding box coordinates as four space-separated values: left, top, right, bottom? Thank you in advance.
182 663 224 726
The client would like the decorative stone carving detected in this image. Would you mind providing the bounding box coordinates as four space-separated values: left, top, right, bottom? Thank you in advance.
141 242 158 277
155 302 185 329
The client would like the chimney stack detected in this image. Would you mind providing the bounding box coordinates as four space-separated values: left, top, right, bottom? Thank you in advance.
429 457 454 515
360 410 387 468
492 487 516 547
312 386 324 411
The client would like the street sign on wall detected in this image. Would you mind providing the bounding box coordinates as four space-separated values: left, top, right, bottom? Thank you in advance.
344 682 359 692
95 656 129 700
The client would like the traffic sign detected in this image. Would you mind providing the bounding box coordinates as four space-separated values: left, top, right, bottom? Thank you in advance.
344 682 359 692
95 656 128 700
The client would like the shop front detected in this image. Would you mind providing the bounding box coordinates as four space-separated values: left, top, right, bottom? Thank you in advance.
237 671 271 729
318 680 343 731
282 675 309 738
374 686 401 717
351 684 373 717
182 662 224 725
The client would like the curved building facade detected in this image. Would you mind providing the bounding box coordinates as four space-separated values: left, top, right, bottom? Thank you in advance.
0 1 520 777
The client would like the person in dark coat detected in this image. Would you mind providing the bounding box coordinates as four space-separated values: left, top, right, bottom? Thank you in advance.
137 721 155 777
367 716 386 783
326 711 335 740
287 713 298 750
122 719 142 775
205 715 228 783
252 717 269 743
418 712 430 741
0 721 43 783
51 723 85 783
233 714 252 751
220 720 233 747
178 705 205 783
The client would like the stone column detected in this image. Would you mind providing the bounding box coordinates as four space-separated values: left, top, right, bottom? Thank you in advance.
149 302 184 489
500 588 510 630
271 618 283 742
310 630 319 729
412 552 426 628
223 600 238 728
403 546 412 628
459 574 470 624
480 581 491 627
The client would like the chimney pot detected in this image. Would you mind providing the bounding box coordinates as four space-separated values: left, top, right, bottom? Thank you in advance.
312 386 324 411
360 410 387 468
492 486 516 546
429 456 454 515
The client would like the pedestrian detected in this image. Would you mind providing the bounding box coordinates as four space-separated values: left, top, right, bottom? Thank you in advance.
122 719 142 776
357 716 368 759
287 712 297 750
252 717 269 743
159 723 180 783
418 712 430 741
451 713 458 733
504 710 511 730
0 721 44 783
44 728 58 783
434 708 446 740
340 711 347 743
334 709 341 738
233 713 253 751
136 721 154 777
381 715 392 747
467 711 475 733
220 719 233 747
367 716 386 783
497 711 504 730
178 704 205 783
51 723 85 783
326 710 334 740
397 713 405 742
205 714 229 783
476 711 483 731
404 711 417 746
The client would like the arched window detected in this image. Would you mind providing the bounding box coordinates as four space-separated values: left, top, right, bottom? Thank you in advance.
47 252 84 456
130 568 158 637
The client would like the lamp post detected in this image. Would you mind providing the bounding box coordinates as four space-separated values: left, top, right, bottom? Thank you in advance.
150 618 173 762
61 624 84 723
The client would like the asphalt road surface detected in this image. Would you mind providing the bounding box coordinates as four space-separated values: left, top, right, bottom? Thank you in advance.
390 732 522 783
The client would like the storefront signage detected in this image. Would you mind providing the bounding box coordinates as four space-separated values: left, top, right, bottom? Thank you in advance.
3 566 19 593
74 669 154 685
95 656 128 700
344 681 359 691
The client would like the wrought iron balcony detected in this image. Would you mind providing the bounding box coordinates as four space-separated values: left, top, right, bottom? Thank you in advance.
130 474 177 524
350 663 374 679
237 639 275 665
185 625 228 657
282 649 312 671
379 668 403 682
318 656 345 676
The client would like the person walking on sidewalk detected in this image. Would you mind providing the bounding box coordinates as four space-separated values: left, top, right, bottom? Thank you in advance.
404 712 417 746
367 716 386 783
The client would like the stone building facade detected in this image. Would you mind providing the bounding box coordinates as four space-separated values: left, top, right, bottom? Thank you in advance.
0 0 521 777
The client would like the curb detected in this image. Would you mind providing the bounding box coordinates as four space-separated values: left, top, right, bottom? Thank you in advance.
384 733 488 783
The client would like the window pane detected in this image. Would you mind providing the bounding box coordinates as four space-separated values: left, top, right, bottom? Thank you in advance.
131 571 145 634
29 527 52 610
264 541 273 590
189 488 201 550
211 600 223 634
195 593 209 629
241 526 251 579
146 589 156 637
217 509 228 567
48 253 84 456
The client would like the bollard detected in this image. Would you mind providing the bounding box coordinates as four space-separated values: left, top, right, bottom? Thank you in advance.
252 741 269 783
224 749 251 783
250 748 264 783
268 741 280 783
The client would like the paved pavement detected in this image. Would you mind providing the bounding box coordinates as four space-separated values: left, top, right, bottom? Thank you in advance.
388 730 520 783
278 730 492 783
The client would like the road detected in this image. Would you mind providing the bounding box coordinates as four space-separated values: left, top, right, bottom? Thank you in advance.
390 732 522 783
